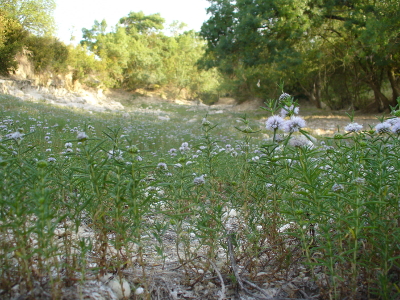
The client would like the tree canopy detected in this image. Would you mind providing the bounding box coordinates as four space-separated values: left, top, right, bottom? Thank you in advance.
0 8 28 74
0 0 56 36
119 11 165 35
79 13 221 102
200 0 400 110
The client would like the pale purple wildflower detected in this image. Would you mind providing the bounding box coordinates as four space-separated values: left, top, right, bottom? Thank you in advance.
265 115 285 131
353 177 366 185
279 93 291 101
392 121 400 134
332 183 344 192
5 131 23 140
288 135 313 148
282 116 306 133
386 118 400 126
344 122 363 133
108 150 123 160
194 175 205 185
168 148 177 156
77 132 88 141
179 142 190 152
274 134 285 143
375 122 391 134
157 162 168 170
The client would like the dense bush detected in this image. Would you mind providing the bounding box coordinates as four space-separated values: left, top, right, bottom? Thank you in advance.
24 35 69 72
0 10 28 74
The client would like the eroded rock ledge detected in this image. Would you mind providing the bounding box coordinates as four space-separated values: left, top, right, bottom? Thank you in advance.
0 78 124 112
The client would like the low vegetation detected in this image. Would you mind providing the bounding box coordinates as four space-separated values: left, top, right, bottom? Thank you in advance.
0 92 400 299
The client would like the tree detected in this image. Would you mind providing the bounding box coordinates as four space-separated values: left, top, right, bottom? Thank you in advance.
0 9 28 74
81 19 108 52
79 12 223 97
0 0 55 36
308 0 400 110
25 35 68 72
119 11 164 36
201 0 400 111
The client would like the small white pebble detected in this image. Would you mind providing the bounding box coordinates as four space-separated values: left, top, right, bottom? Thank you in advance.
135 287 144 295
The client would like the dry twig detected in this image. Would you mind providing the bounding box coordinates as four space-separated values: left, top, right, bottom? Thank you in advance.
227 233 272 300
207 259 226 300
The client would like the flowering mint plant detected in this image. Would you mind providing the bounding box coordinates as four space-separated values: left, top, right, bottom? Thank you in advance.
344 122 363 133
264 92 308 143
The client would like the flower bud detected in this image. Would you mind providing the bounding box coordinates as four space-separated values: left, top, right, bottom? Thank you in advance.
37 160 48 168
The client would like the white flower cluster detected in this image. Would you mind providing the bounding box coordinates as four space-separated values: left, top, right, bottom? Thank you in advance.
144 186 165 199
374 118 400 134
193 174 206 185
279 93 291 101
168 148 177 156
332 183 344 192
222 208 240 233
288 135 314 148
265 115 306 133
108 150 124 162
5 131 23 140
344 122 363 132
353 177 366 185
77 131 88 141
265 115 285 131
157 162 168 170
283 116 306 132
179 142 190 152
224 144 238 157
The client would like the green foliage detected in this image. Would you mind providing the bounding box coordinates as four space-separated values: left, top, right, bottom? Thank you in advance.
25 35 68 72
201 0 400 110
65 44 103 83
79 12 223 99
0 0 56 36
81 19 108 52
119 11 164 35
0 9 28 74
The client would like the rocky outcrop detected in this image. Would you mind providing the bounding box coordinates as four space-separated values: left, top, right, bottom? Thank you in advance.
0 78 124 112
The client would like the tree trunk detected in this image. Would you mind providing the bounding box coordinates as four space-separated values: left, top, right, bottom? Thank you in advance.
368 79 392 112
387 67 400 104
359 59 394 111
314 76 322 109
299 77 322 109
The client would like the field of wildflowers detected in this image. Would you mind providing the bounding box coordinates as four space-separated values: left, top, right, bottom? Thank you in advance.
0 92 399 299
